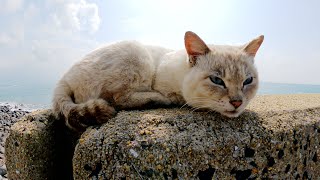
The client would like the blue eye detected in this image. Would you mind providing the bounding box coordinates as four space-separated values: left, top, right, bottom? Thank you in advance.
243 77 253 86
210 76 226 88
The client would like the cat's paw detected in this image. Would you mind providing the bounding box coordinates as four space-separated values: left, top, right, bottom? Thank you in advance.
66 99 117 131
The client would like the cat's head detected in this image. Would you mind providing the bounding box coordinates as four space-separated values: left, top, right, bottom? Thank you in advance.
182 31 264 117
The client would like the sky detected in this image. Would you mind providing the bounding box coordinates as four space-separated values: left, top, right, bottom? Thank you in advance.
1 0 320 89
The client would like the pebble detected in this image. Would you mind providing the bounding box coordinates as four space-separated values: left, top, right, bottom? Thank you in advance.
0 104 31 178
0 167 6 176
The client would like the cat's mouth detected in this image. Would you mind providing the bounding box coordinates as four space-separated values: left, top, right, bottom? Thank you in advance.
223 110 241 117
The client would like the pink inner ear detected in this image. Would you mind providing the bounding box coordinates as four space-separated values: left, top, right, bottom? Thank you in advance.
185 31 209 56
244 35 264 56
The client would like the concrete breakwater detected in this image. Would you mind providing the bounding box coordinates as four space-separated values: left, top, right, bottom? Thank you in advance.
0 104 29 179
5 94 320 179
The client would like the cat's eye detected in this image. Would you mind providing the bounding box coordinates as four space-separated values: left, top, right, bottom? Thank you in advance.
210 76 226 88
243 77 253 86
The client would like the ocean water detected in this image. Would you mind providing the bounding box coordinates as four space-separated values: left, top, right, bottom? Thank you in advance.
258 82 320 95
0 82 320 110
0 82 53 109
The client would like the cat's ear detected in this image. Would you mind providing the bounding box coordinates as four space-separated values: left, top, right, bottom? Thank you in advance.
243 35 264 57
184 31 210 66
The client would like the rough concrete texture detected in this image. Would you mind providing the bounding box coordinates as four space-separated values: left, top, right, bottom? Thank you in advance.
73 94 320 179
5 110 76 180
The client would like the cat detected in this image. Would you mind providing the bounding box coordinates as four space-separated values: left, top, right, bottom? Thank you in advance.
52 31 264 132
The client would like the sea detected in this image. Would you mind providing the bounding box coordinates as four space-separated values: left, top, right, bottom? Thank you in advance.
0 82 320 110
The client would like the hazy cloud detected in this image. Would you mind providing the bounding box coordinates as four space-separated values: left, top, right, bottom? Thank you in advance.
0 33 14 44
0 0 24 13
0 23 24 46
0 0 101 86
50 0 101 34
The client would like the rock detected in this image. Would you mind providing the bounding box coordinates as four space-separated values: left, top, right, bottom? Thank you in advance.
73 94 320 179
0 167 6 176
0 105 30 169
4 94 320 179
5 110 76 180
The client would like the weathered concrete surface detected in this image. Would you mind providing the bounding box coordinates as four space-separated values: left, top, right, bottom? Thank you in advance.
4 94 320 179
73 94 320 179
5 110 75 180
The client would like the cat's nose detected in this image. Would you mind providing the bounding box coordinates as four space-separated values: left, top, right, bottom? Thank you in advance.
230 100 242 109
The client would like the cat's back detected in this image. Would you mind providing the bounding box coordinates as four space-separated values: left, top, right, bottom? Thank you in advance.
61 41 170 97
64 41 154 78
70 41 171 70
83 41 151 63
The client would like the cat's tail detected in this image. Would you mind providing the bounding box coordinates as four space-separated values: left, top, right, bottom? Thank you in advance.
52 81 116 132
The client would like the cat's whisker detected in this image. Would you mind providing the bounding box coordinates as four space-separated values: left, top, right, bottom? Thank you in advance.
204 109 215 115
187 97 211 101
190 104 211 113
187 99 217 107
186 100 221 114
179 102 189 109
191 107 201 113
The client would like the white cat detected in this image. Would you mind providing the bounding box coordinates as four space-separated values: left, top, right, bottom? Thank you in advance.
52 31 264 132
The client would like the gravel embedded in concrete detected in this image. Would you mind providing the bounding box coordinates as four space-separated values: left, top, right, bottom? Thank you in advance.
0 104 30 180
4 94 320 179
73 94 320 179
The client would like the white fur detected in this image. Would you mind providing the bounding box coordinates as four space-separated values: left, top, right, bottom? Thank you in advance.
53 32 263 131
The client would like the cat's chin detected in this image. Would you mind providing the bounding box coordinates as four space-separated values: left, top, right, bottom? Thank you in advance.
221 110 242 118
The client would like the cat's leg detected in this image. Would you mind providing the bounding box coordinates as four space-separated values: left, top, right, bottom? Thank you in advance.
114 91 172 109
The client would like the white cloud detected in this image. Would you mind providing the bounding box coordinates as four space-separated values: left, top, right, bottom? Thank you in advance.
0 0 102 86
24 3 38 20
0 0 24 13
51 0 101 34
0 23 24 46
1 0 100 47
0 34 14 44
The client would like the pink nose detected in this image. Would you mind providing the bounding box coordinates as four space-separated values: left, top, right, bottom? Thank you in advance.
230 100 242 109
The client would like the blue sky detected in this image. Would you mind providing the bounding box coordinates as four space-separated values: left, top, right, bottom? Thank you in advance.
1 0 320 86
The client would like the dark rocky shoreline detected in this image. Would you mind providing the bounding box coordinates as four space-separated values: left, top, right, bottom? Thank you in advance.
0 104 31 179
